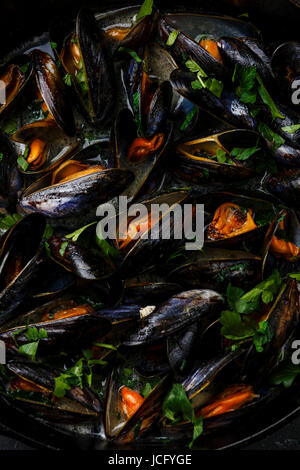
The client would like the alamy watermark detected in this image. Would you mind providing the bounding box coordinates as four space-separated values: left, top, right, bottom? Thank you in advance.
0 340 5 364
96 196 205 251
291 79 300 105
0 80 6 108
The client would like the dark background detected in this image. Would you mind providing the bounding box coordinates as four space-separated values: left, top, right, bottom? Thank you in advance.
1 0 300 451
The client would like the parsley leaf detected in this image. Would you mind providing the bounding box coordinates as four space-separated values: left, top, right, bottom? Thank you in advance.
180 106 197 132
136 0 154 21
63 73 73 87
17 156 29 171
65 221 97 242
59 241 69 257
230 146 260 161
253 320 273 352
281 124 300 134
256 73 285 120
166 30 180 46
118 47 142 63
257 121 285 150
162 383 203 448
270 362 300 388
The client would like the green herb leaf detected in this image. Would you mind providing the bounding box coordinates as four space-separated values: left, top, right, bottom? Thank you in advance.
281 124 300 134
288 273 300 281
166 30 180 46
253 320 273 352
186 59 207 75
118 47 142 62
257 121 285 150
141 382 152 398
270 362 300 388
17 156 29 171
63 73 73 87
19 62 30 74
162 383 203 448
0 214 22 235
50 42 57 50
256 73 285 120
234 65 257 104
59 241 69 257
96 225 120 259
220 310 256 340
2 118 18 136
42 224 54 240
19 341 39 361
230 146 260 161
180 106 197 132
65 221 97 242
136 0 154 21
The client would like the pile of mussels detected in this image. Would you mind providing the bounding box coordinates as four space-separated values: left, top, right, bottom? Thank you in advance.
0 2 300 446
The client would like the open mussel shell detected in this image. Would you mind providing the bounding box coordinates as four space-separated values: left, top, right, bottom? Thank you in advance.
105 360 169 441
181 349 245 412
111 109 173 201
174 129 264 183
124 289 224 347
19 142 134 218
204 192 278 247
32 49 75 137
170 69 256 130
61 8 115 126
161 349 246 435
157 15 226 80
168 247 262 291
12 119 80 175
48 234 115 281
0 132 23 210
0 214 46 326
0 297 111 354
242 279 300 382
112 8 158 55
6 360 101 422
0 54 33 119
162 12 260 44
116 191 189 274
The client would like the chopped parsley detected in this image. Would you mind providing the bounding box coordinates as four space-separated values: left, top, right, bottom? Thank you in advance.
17 156 29 172
136 0 154 21
166 30 180 46
185 59 223 99
119 47 142 63
162 383 203 448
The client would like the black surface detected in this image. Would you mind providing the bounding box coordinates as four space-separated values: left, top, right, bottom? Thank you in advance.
1 414 300 450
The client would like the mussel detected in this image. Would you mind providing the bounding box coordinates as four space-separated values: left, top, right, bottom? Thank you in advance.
174 129 265 183
12 119 80 174
0 214 46 325
60 8 115 126
124 289 224 347
0 55 32 118
19 143 134 218
31 49 75 137
5 360 102 422
0 297 111 355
